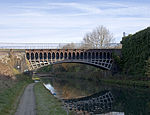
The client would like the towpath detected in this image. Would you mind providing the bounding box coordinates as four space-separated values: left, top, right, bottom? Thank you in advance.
15 83 36 115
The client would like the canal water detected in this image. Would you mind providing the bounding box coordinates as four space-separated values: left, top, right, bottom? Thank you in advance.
42 77 150 115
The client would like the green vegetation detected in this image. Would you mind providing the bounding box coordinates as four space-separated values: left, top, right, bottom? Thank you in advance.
121 27 150 76
37 62 150 88
145 57 150 77
100 78 150 88
34 83 67 115
0 74 32 115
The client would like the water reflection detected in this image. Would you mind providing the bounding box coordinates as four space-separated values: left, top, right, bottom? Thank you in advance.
42 77 150 115
63 90 114 114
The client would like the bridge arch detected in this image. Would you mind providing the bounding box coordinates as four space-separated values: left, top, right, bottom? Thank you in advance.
25 49 121 71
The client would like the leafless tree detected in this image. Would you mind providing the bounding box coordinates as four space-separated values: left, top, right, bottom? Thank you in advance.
82 25 115 48
62 43 76 49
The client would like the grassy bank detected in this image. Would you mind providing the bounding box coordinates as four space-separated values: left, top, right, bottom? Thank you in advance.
100 78 150 88
54 72 150 88
34 83 68 115
0 74 32 115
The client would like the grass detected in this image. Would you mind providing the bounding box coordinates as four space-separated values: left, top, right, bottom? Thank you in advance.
0 74 32 115
100 78 150 88
34 83 68 115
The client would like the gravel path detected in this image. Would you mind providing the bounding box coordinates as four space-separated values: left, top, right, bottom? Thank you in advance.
15 83 36 115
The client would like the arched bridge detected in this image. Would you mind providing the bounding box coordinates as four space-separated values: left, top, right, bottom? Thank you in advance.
26 49 121 70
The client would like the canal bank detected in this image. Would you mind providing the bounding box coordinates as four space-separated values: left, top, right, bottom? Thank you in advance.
34 82 74 115
0 74 32 115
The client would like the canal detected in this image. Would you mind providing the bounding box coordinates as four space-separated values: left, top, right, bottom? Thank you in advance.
41 77 150 115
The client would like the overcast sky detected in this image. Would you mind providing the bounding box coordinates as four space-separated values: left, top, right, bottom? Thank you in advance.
0 0 150 43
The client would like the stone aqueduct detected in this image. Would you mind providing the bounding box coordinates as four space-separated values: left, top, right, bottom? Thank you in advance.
26 49 121 70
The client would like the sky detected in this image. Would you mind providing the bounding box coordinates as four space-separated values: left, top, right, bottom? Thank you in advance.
0 0 150 43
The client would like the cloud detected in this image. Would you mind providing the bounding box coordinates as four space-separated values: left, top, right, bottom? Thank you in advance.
0 0 149 43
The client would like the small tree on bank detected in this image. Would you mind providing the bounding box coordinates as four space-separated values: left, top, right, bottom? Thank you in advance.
82 25 114 48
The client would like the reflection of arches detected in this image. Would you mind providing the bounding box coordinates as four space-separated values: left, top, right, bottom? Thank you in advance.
92 52 95 59
35 52 38 59
80 52 83 59
100 52 102 59
73 52 75 59
76 52 79 59
26 53 30 60
88 52 91 59
60 52 63 59
110 53 112 59
48 53 51 59
40 53 43 59
84 52 87 59
103 52 106 59
96 52 98 59
52 52 55 59
31 53 34 60
44 52 47 59
56 52 59 59
64 52 67 59
68 52 71 59
107 52 110 59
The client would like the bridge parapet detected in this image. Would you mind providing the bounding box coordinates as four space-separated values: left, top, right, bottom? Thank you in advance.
26 49 121 70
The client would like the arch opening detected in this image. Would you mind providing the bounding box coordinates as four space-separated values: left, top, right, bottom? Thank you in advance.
44 52 47 59
92 52 95 59
64 52 67 59
107 52 110 59
73 52 75 59
88 52 91 59
26 53 30 60
40 53 43 59
48 53 51 59
76 52 79 59
60 52 63 59
31 53 34 60
84 52 87 59
100 52 102 59
80 52 83 59
103 52 106 59
56 52 59 59
96 52 98 59
35 53 38 60
68 52 71 59
52 52 55 59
